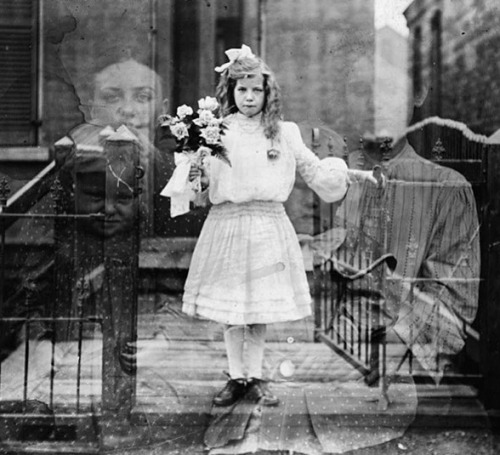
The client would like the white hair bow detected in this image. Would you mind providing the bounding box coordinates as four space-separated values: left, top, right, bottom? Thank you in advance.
214 44 255 73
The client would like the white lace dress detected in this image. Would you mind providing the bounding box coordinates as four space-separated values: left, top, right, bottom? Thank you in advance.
181 113 349 325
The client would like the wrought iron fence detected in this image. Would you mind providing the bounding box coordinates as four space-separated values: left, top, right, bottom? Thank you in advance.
312 119 498 409
0 129 143 446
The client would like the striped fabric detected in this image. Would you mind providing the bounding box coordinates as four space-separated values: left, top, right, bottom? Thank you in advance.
335 140 480 374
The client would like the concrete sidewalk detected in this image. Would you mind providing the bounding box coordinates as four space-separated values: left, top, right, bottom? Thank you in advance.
0 292 493 454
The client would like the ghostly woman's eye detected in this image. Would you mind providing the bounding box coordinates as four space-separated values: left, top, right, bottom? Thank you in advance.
98 89 122 104
135 89 154 104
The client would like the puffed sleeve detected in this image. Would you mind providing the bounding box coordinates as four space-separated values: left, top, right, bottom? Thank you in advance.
283 122 349 203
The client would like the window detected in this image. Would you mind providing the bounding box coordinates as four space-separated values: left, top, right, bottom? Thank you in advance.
0 0 39 146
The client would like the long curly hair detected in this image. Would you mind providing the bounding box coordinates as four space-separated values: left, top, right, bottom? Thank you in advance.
215 55 282 140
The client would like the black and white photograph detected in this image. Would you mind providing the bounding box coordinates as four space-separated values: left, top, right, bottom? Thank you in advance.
0 0 499 453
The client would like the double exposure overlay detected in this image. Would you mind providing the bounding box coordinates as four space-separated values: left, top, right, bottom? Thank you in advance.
0 1 499 454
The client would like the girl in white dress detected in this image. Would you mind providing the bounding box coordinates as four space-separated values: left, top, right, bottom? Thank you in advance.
181 45 377 406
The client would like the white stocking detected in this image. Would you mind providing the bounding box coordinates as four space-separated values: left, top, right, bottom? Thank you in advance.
223 325 245 380
245 324 267 379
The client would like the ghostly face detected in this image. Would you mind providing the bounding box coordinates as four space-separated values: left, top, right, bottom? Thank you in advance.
76 162 136 238
233 74 266 118
91 59 161 138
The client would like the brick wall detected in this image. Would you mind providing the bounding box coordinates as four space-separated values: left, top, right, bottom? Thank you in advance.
405 0 500 135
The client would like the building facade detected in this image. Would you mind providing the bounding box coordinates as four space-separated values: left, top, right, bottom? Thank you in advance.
0 0 375 237
404 0 500 134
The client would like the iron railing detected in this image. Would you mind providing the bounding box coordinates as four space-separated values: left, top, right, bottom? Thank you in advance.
312 119 495 409
0 129 143 447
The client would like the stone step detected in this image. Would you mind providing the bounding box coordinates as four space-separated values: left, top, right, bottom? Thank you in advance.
136 293 316 342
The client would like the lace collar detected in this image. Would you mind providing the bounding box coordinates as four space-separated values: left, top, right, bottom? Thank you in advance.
231 112 263 134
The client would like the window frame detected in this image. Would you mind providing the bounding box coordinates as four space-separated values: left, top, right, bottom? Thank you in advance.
0 0 47 160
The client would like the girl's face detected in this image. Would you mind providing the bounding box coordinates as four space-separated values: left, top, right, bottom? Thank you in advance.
233 74 265 118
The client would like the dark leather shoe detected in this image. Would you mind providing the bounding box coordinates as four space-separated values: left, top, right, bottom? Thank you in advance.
246 378 279 406
213 379 247 406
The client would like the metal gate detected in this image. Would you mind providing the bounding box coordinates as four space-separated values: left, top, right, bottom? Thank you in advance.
311 132 394 408
0 127 143 450
313 118 500 411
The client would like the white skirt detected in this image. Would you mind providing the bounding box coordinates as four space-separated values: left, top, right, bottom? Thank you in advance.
182 201 312 325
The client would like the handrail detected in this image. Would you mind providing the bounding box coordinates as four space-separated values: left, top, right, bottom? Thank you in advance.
0 160 57 229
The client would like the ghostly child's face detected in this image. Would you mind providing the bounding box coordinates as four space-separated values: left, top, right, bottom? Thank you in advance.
76 162 136 238
234 74 265 118
91 59 161 138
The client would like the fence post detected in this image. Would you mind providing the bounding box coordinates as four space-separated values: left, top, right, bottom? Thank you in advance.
99 130 142 442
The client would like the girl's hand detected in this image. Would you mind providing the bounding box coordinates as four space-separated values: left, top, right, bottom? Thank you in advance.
347 167 386 188
189 163 202 182
189 164 209 190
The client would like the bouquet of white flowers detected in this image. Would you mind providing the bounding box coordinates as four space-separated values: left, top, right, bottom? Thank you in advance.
159 96 230 191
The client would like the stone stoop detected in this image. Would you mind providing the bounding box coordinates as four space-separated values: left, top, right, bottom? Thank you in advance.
140 237 197 272
139 235 316 294
139 236 196 294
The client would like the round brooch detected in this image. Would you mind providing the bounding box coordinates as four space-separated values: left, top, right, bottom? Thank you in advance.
267 148 280 161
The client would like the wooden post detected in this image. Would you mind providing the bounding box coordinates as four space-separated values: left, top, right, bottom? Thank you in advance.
99 130 141 439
